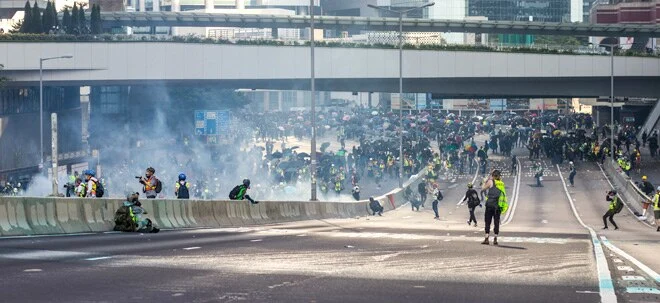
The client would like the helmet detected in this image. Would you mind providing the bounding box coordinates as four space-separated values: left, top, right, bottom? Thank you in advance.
609 190 617 195
84 169 95 177
243 179 251 187
642 176 647 181
657 186 660 191
467 182 473 189
569 161 574 165
491 170 502 178
178 173 186 181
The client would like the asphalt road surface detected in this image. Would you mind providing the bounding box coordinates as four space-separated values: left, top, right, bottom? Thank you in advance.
1 146 659 303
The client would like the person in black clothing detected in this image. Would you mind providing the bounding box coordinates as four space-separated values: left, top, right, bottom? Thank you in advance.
481 170 504 245
640 176 654 197
511 155 517 176
418 179 428 208
603 190 621 230
462 182 481 227
432 186 443 219
369 197 383 216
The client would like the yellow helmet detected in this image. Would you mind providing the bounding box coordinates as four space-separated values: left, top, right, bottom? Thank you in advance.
642 176 647 181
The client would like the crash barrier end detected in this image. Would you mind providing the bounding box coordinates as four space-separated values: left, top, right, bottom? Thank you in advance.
602 161 656 226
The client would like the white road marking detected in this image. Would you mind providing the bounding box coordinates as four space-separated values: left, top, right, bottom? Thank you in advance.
617 266 635 272
625 287 660 294
23 269 42 272
413 286 426 289
0 250 90 260
182 247 201 250
541 220 548 224
250 239 263 242
0 233 96 240
556 164 617 303
613 259 623 263
575 290 599 294
402 216 412 219
600 236 660 283
622 276 645 281
371 253 401 261
502 157 522 226
84 256 113 261
172 293 185 297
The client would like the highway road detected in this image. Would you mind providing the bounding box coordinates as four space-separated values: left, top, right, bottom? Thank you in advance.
0 148 658 302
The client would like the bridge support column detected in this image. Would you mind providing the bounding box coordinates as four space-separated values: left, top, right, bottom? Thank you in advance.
153 0 160 12
236 0 244 10
205 0 213 12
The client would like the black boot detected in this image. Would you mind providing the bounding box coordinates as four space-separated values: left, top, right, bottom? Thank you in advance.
481 237 489 245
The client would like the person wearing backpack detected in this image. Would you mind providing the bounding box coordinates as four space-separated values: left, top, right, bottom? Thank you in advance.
114 192 159 233
603 190 621 230
462 182 481 227
175 173 190 199
229 179 258 204
83 170 104 198
431 184 443 219
139 167 160 199
481 170 507 245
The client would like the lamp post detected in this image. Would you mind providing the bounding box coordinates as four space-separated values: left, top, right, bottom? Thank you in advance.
368 2 435 188
309 0 318 201
590 42 617 164
40 56 73 171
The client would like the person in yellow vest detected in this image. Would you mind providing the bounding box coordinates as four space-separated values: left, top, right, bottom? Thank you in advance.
653 186 660 232
480 169 508 245
603 190 621 230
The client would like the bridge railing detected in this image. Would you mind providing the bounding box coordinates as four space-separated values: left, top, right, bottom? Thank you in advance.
1 33 658 58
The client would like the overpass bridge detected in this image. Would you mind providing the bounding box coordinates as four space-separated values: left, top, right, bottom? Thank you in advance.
99 11 660 38
1 41 660 98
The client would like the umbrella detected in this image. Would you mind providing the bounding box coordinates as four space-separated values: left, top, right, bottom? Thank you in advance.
270 152 283 159
324 125 331 130
342 115 351 121
278 126 285 131
297 116 304 121
297 152 310 158
371 111 378 116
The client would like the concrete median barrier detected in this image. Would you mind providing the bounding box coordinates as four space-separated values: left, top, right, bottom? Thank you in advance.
0 197 32 236
1 190 399 236
55 199 92 233
23 197 64 235
602 161 656 225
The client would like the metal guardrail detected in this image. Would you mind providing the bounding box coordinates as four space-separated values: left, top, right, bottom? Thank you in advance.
603 160 656 226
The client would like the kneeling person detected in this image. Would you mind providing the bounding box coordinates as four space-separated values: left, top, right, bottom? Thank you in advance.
229 179 259 204
114 192 160 233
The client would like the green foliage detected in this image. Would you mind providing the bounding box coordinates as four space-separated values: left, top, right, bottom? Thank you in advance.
62 8 71 33
90 4 102 35
31 2 43 33
0 64 9 86
71 3 79 34
534 35 585 46
78 4 87 34
19 1 31 33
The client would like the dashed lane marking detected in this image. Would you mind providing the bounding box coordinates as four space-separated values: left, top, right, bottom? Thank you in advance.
625 287 660 294
250 239 263 242
622 276 646 281
182 247 201 250
23 269 42 272
613 259 623 263
600 236 660 283
617 266 635 272
84 256 113 261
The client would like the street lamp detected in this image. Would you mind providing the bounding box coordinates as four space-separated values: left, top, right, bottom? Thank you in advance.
368 2 435 188
39 55 73 171
309 0 318 201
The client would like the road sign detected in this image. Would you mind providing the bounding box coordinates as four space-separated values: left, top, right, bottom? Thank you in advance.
194 110 231 143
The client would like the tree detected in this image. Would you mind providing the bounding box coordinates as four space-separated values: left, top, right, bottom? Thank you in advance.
42 1 52 33
0 64 9 86
31 1 43 33
78 3 87 34
19 1 31 33
71 3 79 34
50 1 58 30
90 4 101 34
62 7 71 33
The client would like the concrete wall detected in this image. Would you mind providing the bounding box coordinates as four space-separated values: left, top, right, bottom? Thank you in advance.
602 160 656 226
2 42 659 97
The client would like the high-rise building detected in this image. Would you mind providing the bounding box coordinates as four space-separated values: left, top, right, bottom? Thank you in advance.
467 0 581 22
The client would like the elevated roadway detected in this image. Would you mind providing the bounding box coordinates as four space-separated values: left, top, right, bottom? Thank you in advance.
2 42 660 98
99 12 660 38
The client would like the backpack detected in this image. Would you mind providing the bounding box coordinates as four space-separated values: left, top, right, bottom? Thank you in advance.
113 205 137 232
93 179 104 198
177 182 190 199
155 178 163 194
613 198 624 214
229 185 241 200
435 190 443 201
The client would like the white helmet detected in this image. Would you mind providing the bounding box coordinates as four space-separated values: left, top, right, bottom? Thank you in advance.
657 186 660 191
569 161 574 165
